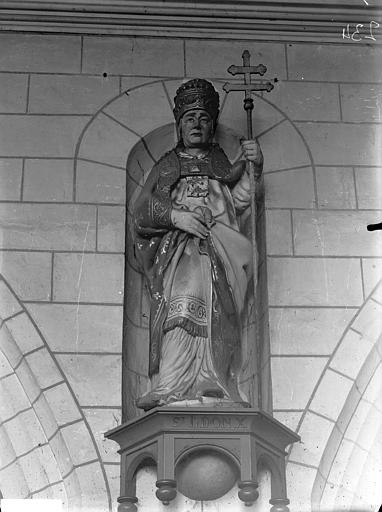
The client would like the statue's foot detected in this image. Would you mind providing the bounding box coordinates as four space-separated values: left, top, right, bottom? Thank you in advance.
136 393 160 411
137 389 232 411
201 388 224 399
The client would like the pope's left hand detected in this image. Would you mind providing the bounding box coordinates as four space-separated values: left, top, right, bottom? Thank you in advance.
241 139 264 172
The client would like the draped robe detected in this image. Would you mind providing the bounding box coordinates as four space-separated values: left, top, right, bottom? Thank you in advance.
133 143 252 406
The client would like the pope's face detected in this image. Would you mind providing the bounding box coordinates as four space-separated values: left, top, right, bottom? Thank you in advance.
180 109 214 148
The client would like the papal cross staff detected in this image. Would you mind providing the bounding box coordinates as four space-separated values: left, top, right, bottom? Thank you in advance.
223 50 274 300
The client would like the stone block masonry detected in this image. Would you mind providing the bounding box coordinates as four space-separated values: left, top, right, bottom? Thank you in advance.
0 159 23 200
0 74 28 113
52 253 124 303
82 37 184 76
185 40 286 79
269 82 341 121
0 34 81 73
75 160 126 204
26 303 123 353
293 211 382 257
355 167 382 209
97 206 125 252
23 160 74 202
0 30 381 512
0 252 52 301
0 116 88 158
0 204 97 250
28 75 120 115
265 210 293 255
0 35 127 510
268 257 364 307
264 168 316 208
316 167 357 209
56 354 121 407
287 43 382 82
296 122 382 166
340 84 382 123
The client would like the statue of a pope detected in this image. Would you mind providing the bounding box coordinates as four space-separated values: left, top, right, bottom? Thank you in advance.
133 78 263 410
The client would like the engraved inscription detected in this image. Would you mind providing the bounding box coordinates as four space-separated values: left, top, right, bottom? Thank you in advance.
172 415 249 430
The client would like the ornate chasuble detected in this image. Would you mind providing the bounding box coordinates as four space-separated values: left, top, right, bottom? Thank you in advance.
133 144 249 377
179 150 211 198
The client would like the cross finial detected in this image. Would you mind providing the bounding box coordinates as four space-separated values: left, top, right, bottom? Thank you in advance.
223 50 274 138
223 50 274 95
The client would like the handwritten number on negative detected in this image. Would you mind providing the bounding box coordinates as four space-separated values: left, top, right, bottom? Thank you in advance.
365 20 380 41
342 21 380 41
342 23 351 39
352 23 363 41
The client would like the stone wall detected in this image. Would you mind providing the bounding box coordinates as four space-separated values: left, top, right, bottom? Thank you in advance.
0 33 381 511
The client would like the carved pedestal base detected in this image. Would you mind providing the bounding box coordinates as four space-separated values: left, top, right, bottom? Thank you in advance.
105 407 299 510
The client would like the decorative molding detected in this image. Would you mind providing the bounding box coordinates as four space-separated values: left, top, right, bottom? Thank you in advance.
0 0 381 43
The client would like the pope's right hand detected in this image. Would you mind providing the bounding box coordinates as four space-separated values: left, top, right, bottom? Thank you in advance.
171 209 209 239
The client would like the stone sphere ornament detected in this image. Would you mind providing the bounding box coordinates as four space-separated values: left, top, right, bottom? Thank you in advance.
175 448 239 501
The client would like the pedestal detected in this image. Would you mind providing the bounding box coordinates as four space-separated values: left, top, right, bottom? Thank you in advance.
105 407 299 511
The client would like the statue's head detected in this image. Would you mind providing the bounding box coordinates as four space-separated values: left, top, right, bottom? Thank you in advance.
173 79 219 148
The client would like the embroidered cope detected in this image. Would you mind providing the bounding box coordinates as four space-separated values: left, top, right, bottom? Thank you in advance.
133 144 252 406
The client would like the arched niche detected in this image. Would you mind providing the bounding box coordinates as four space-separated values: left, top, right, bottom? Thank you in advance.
74 79 312 421
122 120 267 419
